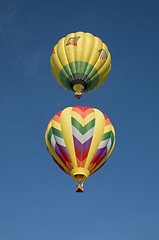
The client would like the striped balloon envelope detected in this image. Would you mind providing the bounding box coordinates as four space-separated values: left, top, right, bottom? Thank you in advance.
50 32 111 98
45 106 115 183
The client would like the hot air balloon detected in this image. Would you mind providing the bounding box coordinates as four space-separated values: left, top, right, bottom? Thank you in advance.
50 32 111 99
45 106 115 192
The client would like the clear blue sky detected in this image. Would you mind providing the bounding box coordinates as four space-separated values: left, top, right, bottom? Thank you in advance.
0 0 159 239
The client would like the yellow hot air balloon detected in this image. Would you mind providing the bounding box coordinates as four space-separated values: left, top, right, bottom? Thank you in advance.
50 32 111 99
45 106 115 191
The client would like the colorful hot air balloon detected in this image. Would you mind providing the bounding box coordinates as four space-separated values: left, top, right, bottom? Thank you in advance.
50 32 111 99
45 106 115 191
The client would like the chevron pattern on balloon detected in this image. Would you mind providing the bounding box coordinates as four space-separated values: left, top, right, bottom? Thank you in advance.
47 112 74 172
88 114 115 173
71 106 95 167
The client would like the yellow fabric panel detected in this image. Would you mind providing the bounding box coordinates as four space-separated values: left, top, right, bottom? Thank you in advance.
64 32 76 63
85 109 105 169
60 107 77 168
47 120 56 132
74 32 94 63
51 44 64 74
70 31 84 62
82 33 95 63
98 52 111 79
45 127 71 174
51 120 61 131
103 42 108 53
56 37 72 77
87 36 103 66
97 64 111 88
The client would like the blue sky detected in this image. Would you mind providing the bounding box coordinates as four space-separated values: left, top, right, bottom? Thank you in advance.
0 0 159 239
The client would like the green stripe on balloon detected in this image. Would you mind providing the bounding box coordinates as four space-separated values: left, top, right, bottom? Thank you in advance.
59 61 99 92
71 117 95 134
48 127 63 140
48 128 53 144
110 132 115 144
102 131 115 144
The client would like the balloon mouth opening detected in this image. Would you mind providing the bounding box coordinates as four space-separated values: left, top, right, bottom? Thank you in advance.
73 174 87 182
72 79 86 92
71 168 90 182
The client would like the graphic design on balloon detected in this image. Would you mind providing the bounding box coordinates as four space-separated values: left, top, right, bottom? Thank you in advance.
50 32 111 99
45 106 115 192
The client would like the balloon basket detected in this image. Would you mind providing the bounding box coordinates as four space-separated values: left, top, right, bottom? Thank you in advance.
75 92 82 99
76 183 84 192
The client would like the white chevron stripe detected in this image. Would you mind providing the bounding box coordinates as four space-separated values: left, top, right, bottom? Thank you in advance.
54 135 66 147
72 126 94 144
98 138 110 149
51 134 56 151
107 139 112 153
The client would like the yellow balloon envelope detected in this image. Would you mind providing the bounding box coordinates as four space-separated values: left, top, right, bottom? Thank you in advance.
45 106 115 187
50 32 111 98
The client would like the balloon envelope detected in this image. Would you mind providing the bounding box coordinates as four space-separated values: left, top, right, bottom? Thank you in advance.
50 32 111 97
45 106 115 182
